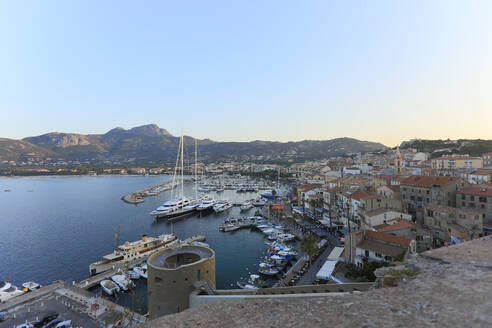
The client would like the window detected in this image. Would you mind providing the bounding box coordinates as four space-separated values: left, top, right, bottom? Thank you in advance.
375 253 382 258
475 215 479 220
426 190 430 195
461 195 466 200
479 197 486 203
365 250 369 257
470 195 475 201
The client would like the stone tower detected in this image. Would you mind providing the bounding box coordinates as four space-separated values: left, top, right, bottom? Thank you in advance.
147 244 216 319
395 146 403 173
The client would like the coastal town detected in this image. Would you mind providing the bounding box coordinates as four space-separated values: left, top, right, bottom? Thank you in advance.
2 1 492 326
1 141 491 327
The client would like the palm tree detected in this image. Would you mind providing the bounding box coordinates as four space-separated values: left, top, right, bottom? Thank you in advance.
300 234 318 283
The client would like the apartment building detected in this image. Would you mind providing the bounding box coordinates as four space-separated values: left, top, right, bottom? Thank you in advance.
456 186 492 223
424 205 483 246
400 176 469 220
483 152 492 167
431 155 483 170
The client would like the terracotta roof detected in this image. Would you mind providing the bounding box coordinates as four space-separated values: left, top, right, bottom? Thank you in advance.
297 184 322 191
376 220 415 233
470 170 492 176
365 230 412 247
457 186 492 197
401 175 459 187
357 239 406 257
373 223 390 230
349 191 368 201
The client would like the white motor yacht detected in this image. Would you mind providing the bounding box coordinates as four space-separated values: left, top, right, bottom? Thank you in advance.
240 201 253 211
0 280 25 303
21 282 42 292
197 198 217 214
111 274 134 291
100 280 120 295
133 266 147 279
213 200 233 213
128 269 140 280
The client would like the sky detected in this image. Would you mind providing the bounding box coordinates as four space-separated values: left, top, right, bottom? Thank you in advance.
1 0 491 146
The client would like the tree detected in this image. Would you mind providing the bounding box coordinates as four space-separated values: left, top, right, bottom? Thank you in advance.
300 234 318 283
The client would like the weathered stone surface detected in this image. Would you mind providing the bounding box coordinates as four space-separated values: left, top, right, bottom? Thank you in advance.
144 236 492 328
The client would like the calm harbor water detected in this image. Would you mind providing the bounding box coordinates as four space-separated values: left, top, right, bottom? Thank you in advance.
0 175 272 293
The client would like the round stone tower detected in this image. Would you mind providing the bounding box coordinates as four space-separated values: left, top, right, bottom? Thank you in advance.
147 244 216 319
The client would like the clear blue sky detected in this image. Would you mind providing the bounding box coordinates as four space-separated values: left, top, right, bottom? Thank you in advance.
1 0 491 146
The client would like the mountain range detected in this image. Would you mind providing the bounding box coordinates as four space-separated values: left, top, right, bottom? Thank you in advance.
0 124 387 165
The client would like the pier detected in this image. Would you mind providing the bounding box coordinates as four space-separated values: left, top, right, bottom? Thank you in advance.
121 179 191 204
76 235 206 290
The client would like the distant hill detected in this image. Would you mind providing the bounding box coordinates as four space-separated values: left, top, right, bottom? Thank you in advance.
0 124 387 165
400 139 492 158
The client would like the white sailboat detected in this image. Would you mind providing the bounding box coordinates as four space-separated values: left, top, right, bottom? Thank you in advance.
150 131 197 220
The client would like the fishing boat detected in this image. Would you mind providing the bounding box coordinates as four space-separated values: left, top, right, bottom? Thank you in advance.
100 280 120 295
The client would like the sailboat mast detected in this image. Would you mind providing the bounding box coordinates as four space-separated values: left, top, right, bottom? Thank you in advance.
170 136 182 201
195 138 198 200
180 129 184 207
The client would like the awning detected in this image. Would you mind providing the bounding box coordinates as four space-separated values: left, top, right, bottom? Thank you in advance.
327 247 344 261
315 260 338 280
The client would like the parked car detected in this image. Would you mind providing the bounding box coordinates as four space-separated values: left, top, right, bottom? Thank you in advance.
0 312 8 322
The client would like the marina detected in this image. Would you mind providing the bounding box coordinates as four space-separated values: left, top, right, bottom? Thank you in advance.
0 175 281 294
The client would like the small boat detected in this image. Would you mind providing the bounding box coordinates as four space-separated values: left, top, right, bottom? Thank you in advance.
0 280 25 302
258 267 279 276
236 274 263 289
221 224 240 232
4 189 11 192
100 280 120 295
240 201 253 211
128 269 140 280
253 199 266 206
111 274 133 291
213 200 233 213
133 267 147 279
191 241 210 248
22 281 42 292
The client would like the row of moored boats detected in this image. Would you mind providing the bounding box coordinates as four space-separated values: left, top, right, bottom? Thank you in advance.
99 263 148 296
